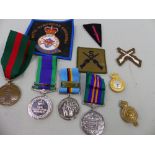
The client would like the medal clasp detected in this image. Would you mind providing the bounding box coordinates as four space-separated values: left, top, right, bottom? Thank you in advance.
61 81 80 88
32 82 56 94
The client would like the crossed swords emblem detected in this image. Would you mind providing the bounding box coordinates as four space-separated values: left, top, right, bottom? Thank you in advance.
117 48 142 67
80 51 103 69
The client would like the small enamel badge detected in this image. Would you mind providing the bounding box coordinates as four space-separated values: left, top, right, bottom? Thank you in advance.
77 47 107 74
117 48 142 67
120 101 138 126
110 73 125 93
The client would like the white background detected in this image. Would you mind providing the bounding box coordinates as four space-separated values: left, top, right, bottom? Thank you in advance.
0 0 155 154
0 19 154 135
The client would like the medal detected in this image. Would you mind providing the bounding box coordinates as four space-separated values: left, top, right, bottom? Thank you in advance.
81 73 106 135
120 100 138 126
0 30 35 105
81 110 105 135
110 73 125 93
0 81 21 106
28 56 57 119
58 68 80 120
58 95 80 120
28 95 53 119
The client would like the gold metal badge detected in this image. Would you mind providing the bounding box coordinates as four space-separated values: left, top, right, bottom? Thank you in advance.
120 101 138 126
110 73 125 93
0 81 21 106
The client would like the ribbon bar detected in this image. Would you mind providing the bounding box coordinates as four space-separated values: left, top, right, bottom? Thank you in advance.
32 82 56 91
61 81 80 88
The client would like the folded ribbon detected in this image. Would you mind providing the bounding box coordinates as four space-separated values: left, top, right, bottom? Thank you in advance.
1 30 35 80
59 68 80 94
84 72 105 105
33 55 57 91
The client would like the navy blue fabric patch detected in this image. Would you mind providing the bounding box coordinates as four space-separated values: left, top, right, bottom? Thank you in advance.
25 19 74 60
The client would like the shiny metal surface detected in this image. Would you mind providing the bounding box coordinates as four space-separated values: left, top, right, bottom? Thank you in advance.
81 110 105 135
0 82 21 106
120 101 138 126
28 95 53 119
58 96 80 120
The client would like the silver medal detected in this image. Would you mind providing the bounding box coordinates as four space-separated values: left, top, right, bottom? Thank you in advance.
58 96 80 120
28 95 53 119
81 110 105 135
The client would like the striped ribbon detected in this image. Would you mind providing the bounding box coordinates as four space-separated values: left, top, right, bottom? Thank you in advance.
33 55 57 90
1 30 35 79
59 68 80 94
84 72 105 105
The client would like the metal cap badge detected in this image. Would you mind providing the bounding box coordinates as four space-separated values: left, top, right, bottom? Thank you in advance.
120 100 138 126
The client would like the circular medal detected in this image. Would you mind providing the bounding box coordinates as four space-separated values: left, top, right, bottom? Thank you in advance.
81 110 105 135
58 96 80 120
110 73 125 93
0 82 21 106
28 96 53 119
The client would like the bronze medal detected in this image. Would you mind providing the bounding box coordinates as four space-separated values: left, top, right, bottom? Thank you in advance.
0 30 35 106
0 81 21 106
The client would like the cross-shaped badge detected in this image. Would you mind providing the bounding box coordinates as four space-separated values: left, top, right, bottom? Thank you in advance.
116 48 142 67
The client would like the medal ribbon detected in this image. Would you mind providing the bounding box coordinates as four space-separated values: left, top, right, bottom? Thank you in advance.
1 30 35 80
59 68 80 94
33 55 57 90
84 72 105 105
